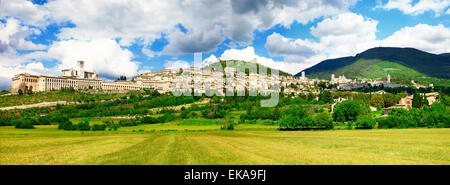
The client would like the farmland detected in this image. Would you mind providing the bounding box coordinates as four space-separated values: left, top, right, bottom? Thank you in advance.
0 123 448 165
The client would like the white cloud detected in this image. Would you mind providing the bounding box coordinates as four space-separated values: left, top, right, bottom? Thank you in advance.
273 0 358 26
310 13 378 37
202 54 219 67
163 25 225 55
0 0 49 27
1 0 357 52
141 47 156 58
211 46 296 74
265 12 379 73
164 60 190 70
265 33 316 57
381 24 450 53
0 0 359 90
47 39 139 80
380 0 450 16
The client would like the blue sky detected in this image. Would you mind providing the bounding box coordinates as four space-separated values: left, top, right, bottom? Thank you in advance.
0 0 449 90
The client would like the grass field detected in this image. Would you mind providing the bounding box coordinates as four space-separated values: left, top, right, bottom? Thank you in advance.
0 123 449 165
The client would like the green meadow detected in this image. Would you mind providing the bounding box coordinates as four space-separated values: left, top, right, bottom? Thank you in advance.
1 122 449 165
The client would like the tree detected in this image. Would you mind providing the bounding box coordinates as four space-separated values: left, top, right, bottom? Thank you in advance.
313 111 334 129
307 93 315 101
333 100 370 122
423 93 429 107
369 95 384 108
412 92 423 108
279 105 308 130
355 115 375 129
18 89 23 95
117 75 127 81
382 93 397 108
76 121 91 131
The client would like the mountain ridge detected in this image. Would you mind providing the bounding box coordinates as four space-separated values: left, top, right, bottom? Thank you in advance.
296 47 450 80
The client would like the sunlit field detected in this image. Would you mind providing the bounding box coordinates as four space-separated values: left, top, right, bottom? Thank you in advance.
1 122 448 165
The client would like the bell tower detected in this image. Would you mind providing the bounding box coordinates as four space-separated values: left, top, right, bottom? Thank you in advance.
77 61 85 78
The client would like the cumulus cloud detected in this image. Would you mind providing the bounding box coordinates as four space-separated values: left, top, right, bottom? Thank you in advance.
202 54 219 67
163 25 225 55
0 0 49 27
0 0 359 89
265 33 315 57
1 0 357 50
47 39 139 80
209 46 296 73
380 0 450 16
164 60 191 70
141 47 157 58
310 13 378 37
381 24 450 53
0 18 47 52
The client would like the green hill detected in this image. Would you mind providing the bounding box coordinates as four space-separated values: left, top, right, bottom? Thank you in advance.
296 47 450 86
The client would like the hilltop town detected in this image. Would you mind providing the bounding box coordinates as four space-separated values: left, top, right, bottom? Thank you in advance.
10 59 416 95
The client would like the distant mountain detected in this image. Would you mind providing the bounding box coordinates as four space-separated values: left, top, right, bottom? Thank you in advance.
296 47 450 82
204 60 292 77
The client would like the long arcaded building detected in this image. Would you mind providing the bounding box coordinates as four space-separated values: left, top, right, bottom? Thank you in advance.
10 61 154 93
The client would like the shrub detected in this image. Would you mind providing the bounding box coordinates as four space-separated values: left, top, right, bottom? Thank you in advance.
377 115 414 128
299 116 314 130
279 105 308 130
13 118 35 129
118 119 138 126
76 121 91 131
355 115 375 129
220 120 234 130
58 120 74 130
109 124 120 131
91 124 106 131
388 108 409 117
179 110 190 119
157 113 177 123
333 100 370 122
279 115 298 130
140 116 158 124
38 116 51 125
313 111 334 129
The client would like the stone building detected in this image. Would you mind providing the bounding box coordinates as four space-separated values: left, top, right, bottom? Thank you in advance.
11 61 102 93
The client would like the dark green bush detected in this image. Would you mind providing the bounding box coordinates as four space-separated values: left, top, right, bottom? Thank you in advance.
312 111 334 130
91 124 106 131
140 116 158 124
58 120 74 130
118 119 138 126
13 118 35 129
76 121 91 131
355 115 375 129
